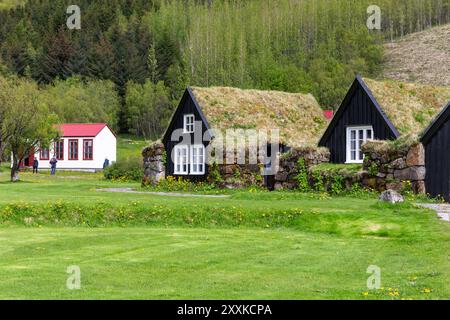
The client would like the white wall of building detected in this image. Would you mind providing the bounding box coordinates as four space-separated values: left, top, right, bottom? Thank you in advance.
35 127 116 171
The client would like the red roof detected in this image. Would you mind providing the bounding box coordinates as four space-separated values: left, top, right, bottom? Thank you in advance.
323 110 334 120
59 123 111 137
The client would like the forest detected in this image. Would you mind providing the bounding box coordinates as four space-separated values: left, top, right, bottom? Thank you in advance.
0 0 449 138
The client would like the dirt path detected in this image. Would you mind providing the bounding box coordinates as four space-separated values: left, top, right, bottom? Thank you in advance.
417 203 450 222
96 188 230 198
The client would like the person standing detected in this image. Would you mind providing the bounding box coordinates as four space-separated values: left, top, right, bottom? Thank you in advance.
49 156 58 176
33 158 39 174
103 158 110 169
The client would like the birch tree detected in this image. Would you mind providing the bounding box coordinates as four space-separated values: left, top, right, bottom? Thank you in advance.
1 77 59 182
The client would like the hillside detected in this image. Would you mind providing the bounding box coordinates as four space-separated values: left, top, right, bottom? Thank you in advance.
382 24 450 86
0 0 25 10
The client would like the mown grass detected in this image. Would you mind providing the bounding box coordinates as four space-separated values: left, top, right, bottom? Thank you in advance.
0 226 448 300
0 168 448 299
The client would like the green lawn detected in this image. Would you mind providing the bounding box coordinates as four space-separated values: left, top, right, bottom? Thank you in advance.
0 168 448 299
117 135 151 162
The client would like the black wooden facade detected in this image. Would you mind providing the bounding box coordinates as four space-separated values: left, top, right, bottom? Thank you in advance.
421 102 450 203
162 87 212 181
318 76 400 163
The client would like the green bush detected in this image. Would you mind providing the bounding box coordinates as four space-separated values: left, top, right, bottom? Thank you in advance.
295 158 310 192
104 157 143 182
147 176 216 193
330 174 344 195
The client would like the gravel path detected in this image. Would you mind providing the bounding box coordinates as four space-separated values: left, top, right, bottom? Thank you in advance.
96 188 230 198
417 203 450 222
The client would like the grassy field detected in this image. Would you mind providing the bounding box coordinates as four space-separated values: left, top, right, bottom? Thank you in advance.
116 135 150 162
0 165 448 300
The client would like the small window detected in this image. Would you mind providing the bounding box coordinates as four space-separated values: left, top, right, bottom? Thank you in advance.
174 145 188 175
55 140 64 160
190 145 205 175
83 139 93 160
183 114 195 133
346 126 373 163
40 147 50 160
69 139 79 160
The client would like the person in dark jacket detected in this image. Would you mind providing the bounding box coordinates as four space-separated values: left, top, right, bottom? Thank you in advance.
103 158 110 169
33 159 39 174
49 156 58 176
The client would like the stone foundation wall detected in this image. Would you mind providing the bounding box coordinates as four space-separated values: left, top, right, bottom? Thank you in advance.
209 163 264 189
361 140 425 193
274 147 331 190
142 142 166 186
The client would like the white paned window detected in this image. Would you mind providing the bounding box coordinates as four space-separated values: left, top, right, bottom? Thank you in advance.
190 145 205 175
346 126 373 163
174 145 188 175
183 114 195 133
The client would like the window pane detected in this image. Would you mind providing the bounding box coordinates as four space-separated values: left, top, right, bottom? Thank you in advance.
351 151 356 160
359 130 364 139
367 130 372 139
351 130 356 140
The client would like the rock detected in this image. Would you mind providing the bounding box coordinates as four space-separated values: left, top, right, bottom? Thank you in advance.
275 171 289 182
386 181 403 192
379 190 404 204
390 158 407 169
362 178 377 189
394 166 426 181
274 183 283 190
412 180 426 194
147 160 164 172
406 143 425 166
376 172 386 178
142 142 166 186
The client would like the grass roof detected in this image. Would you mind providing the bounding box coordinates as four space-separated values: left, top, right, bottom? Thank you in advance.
190 86 327 147
363 78 450 136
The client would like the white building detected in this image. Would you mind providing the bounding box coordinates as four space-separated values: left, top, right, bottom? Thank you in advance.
32 123 116 171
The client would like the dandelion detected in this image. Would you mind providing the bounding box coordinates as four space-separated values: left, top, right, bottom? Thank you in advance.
362 291 369 297
422 288 432 294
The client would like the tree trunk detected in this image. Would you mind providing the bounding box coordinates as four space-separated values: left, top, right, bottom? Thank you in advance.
10 155 20 182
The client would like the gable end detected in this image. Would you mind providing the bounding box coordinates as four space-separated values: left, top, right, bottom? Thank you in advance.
162 87 212 144
319 75 400 147
421 102 450 145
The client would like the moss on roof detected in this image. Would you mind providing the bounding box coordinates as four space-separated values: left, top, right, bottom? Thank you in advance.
363 78 450 136
190 86 327 147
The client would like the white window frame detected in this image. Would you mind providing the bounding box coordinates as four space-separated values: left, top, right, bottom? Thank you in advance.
174 145 189 175
346 126 373 164
190 145 205 175
183 114 195 133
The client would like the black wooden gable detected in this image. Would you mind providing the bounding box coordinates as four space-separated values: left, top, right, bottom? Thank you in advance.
421 102 450 203
318 75 400 163
162 87 211 145
162 87 213 180
421 102 450 145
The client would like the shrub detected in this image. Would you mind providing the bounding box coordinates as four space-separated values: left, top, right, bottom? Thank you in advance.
295 158 310 192
312 170 325 192
146 176 216 193
330 174 344 195
207 162 223 184
104 157 143 182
